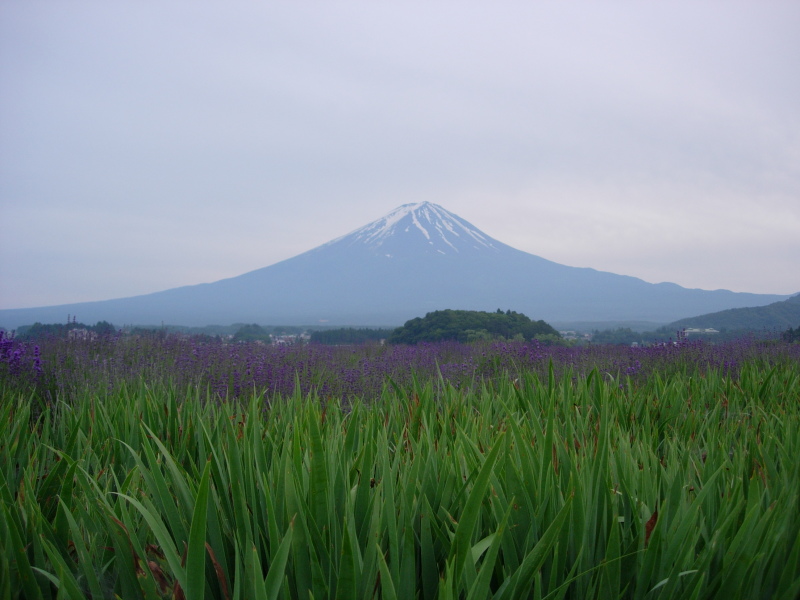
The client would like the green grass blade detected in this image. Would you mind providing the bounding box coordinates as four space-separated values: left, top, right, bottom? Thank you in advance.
57 499 105 600
376 544 398 600
265 520 294 600
496 494 573 600
1 504 44 600
451 434 505 586
334 519 357 600
115 492 187 594
247 543 269 600
186 460 211 600
467 504 512 600
419 499 439 600
37 535 89 600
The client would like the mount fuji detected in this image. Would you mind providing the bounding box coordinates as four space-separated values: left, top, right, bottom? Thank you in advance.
0 202 792 328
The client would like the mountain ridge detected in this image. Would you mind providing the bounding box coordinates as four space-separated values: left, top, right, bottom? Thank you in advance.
665 293 800 332
0 202 793 329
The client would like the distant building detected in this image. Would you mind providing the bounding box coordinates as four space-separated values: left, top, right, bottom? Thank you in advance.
270 332 311 346
67 328 97 341
683 328 719 337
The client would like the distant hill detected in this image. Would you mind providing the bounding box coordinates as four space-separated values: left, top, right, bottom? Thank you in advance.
388 309 559 344
665 294 800 332
0 202 793 329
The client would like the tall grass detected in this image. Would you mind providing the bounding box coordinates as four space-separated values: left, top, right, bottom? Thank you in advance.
2 359 799 599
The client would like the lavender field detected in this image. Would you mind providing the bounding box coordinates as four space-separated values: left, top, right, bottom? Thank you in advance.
2 332 799 599
3 331 797 404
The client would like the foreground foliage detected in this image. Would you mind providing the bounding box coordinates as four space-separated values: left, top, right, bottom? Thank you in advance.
2 356 799 599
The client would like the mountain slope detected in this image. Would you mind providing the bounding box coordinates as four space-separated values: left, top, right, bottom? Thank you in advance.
0 202 793 328
666 294 800 331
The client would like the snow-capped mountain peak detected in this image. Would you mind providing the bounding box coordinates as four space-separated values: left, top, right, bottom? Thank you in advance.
328 202 500 256
0 201 791 328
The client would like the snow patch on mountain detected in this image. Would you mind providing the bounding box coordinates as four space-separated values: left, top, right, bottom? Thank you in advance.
411 209 431 240
325 201 500 255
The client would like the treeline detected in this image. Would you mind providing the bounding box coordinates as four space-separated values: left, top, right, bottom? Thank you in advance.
782 326 800 343
226 324 307 343
593 325 800 345
388 309 560 345
15 320 117 340
233 324 280 342
13 317 797 346
310 328 394 345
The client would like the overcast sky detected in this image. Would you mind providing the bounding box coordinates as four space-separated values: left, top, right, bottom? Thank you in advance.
1 2 799 310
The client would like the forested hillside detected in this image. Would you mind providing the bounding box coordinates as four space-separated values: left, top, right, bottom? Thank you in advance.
388 309 560 344
666 293 800 331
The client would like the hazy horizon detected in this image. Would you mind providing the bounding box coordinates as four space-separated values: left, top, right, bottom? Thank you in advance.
2 2 799 310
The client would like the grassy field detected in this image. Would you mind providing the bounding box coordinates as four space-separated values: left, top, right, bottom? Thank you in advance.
1 333 799 599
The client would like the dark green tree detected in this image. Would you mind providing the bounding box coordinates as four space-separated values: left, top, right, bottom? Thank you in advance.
92 321 116 336
782 325 800 343
232 324 271 343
